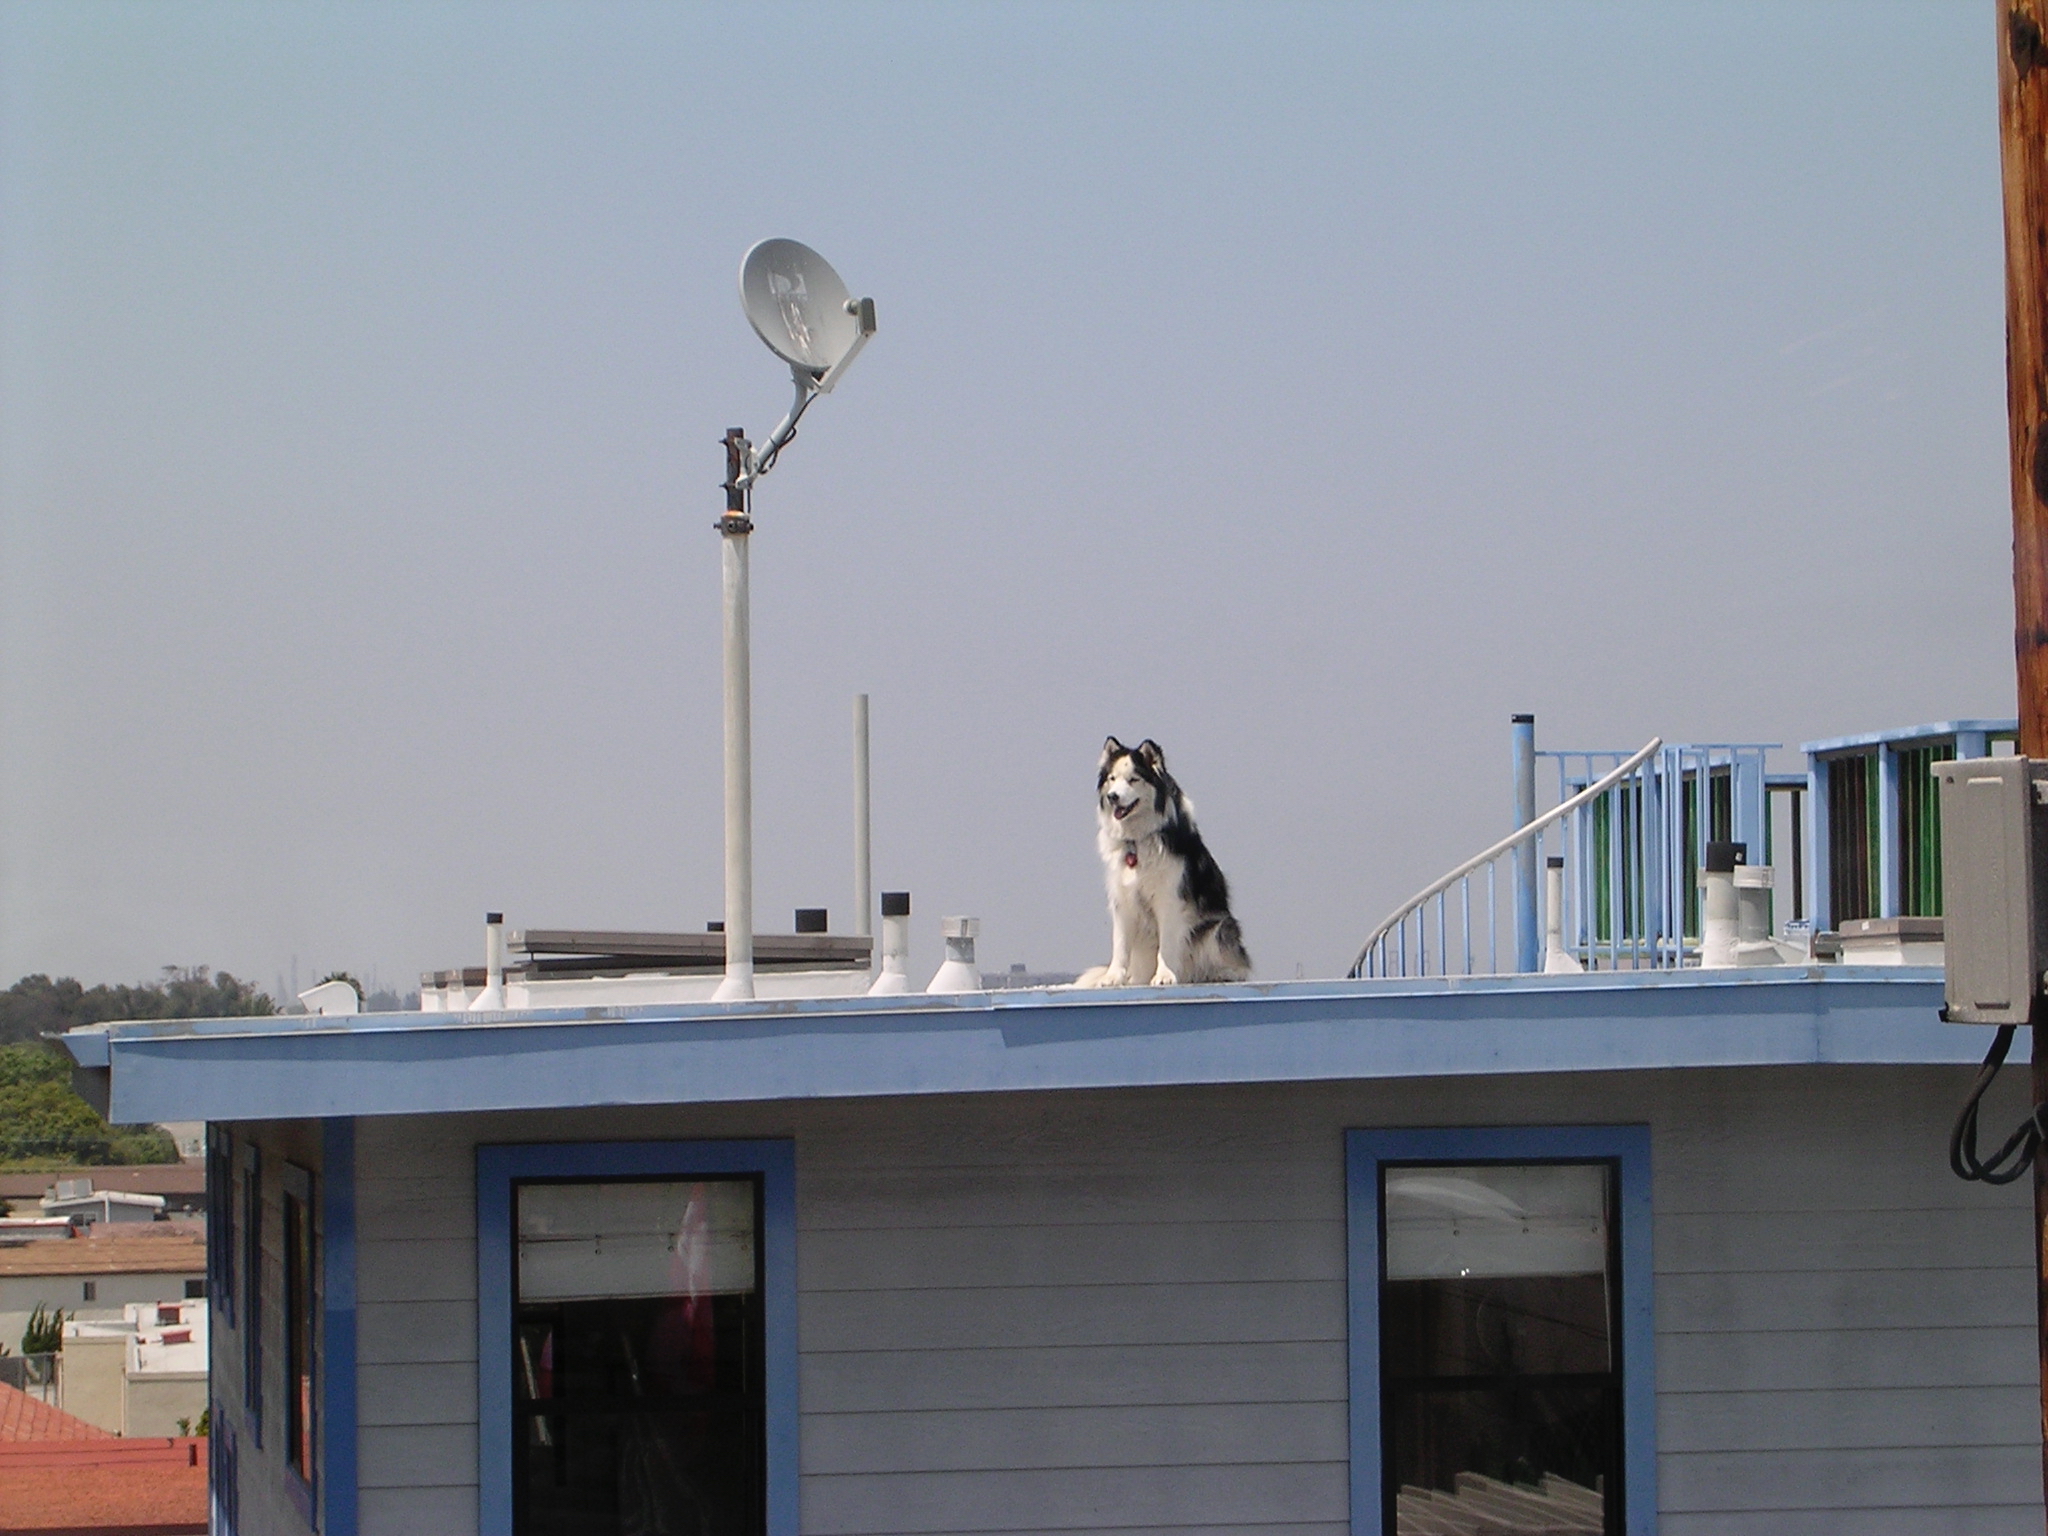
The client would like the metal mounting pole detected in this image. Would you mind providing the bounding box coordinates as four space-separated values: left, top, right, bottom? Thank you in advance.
853 693 872 944
1512 714 1539 973
1997 0 2048 1498
714 428 756 1001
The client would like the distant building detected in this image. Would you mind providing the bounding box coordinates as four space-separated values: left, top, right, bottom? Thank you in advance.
61 1299 209 1438
0 1164 206 1221
0 1229 206 1356
41 1178 167 1226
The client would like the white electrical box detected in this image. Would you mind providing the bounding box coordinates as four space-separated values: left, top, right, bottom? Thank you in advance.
1936 755 2048 1024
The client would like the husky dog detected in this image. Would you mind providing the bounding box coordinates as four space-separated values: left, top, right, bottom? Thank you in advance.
1077 737 1251 987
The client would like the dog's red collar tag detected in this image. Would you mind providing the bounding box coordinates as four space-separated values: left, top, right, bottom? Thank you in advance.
1124 845 1139 869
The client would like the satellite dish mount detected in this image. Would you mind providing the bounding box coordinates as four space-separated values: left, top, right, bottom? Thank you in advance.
728 239 879 497
711 240 878 1000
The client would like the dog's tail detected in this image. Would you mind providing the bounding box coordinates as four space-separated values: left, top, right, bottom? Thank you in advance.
1203 916 1252 982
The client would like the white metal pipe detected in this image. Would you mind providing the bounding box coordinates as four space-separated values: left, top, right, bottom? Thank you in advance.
715 529 755 1001
853 693 872 943
471 912 507 1011
1542 859 1582 974
869 892 912 995
1700 842 1740 969
926 916 982 994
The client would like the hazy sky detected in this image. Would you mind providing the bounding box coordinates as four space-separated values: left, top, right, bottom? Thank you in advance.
0 3 2019 995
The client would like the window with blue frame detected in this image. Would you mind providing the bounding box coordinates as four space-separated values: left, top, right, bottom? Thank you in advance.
239 1139 263 1445
208 1129 235 1327
281 1160 318 1500
1347 1126 1655 1536
476 1141 798 1536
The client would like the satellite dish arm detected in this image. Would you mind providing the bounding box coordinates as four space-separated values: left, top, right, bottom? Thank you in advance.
737 370 819 489
814 296 877 394
733 295 875 489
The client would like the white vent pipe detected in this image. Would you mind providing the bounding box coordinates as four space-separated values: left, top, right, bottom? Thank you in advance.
1734 864 1780 966
1542 857 1582 974
471 911 507 1010
868 892 913 995
925 916 982 994
1700 843 1741 969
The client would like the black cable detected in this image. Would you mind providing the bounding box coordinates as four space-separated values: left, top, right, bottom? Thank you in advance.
1949 1022 2048 1184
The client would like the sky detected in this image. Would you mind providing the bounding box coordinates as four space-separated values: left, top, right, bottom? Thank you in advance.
0 2 2021 995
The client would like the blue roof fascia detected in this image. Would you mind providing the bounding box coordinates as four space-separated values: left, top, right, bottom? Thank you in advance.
1801 719 2018 756
61 969 1983 1126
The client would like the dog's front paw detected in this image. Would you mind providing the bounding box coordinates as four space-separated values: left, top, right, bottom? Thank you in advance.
1075 965 1124 989
1150 962 1180 986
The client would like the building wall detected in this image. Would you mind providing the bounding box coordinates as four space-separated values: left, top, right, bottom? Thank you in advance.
0 1270 201 1358
208 1118 324 1535
343 1064 2040 1536
124 1369 209 1437
58 1331 128 1434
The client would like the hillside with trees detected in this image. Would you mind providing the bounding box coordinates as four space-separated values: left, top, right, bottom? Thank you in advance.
0 967 276 1168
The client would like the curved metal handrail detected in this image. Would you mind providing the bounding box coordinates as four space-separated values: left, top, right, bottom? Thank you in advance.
1349 737 1663 978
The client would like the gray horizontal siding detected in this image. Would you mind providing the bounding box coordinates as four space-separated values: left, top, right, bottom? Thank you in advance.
359 1422 477 1490
1661 1511 2041 1536
803 1280 1344 1353
336 1064 2040 1535
802 1401 1346 1474
1657 1324 2036 1392
1656 1266 2033 1332
802 1462 1350 1535
799 1218 1344 1290
801 1340 1346 1413
1656 1206 2028 1272
1660 1444 2044 1512
356 1484 477 1536
1658 1385 2038 1452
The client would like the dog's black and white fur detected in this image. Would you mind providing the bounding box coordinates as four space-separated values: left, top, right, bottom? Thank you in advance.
1077 737 1251 987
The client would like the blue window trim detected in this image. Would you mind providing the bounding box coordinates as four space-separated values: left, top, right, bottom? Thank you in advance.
1346 1125 1656 1536
475 1139 798 1536
281 1159 318 1529
239 1138 263 1447
322 1118 358 1536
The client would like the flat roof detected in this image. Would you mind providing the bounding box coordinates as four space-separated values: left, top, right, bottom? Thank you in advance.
0 1166 204 1202
58 968 1984 1126
0 1230 205 1279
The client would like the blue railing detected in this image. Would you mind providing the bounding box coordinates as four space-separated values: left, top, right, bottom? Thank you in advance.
1352 734 1780 978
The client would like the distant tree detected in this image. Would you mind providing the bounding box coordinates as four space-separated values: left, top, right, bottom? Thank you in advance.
21 1303 64 1356
0 966 274 1047
315 971 364 1002
0 1042 178 1166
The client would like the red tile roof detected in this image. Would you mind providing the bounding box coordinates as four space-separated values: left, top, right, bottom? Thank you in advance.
0 1383 110 1443
0 1435 207 1534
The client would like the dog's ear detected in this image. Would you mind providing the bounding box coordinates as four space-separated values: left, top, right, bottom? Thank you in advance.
1136 739 1166 772
1100 735 1125 763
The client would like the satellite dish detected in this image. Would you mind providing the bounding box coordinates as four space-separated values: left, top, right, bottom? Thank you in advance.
740 239 874 382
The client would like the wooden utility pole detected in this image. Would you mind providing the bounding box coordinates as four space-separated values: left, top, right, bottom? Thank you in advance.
1999 0 2048 1503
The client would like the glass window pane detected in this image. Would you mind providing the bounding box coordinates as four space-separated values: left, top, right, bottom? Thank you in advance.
1385 1164 1607 1280
518 1180 757 1302
1390 1385 1613 1532
514 1177 764 1536
1382 1162 1619 1535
